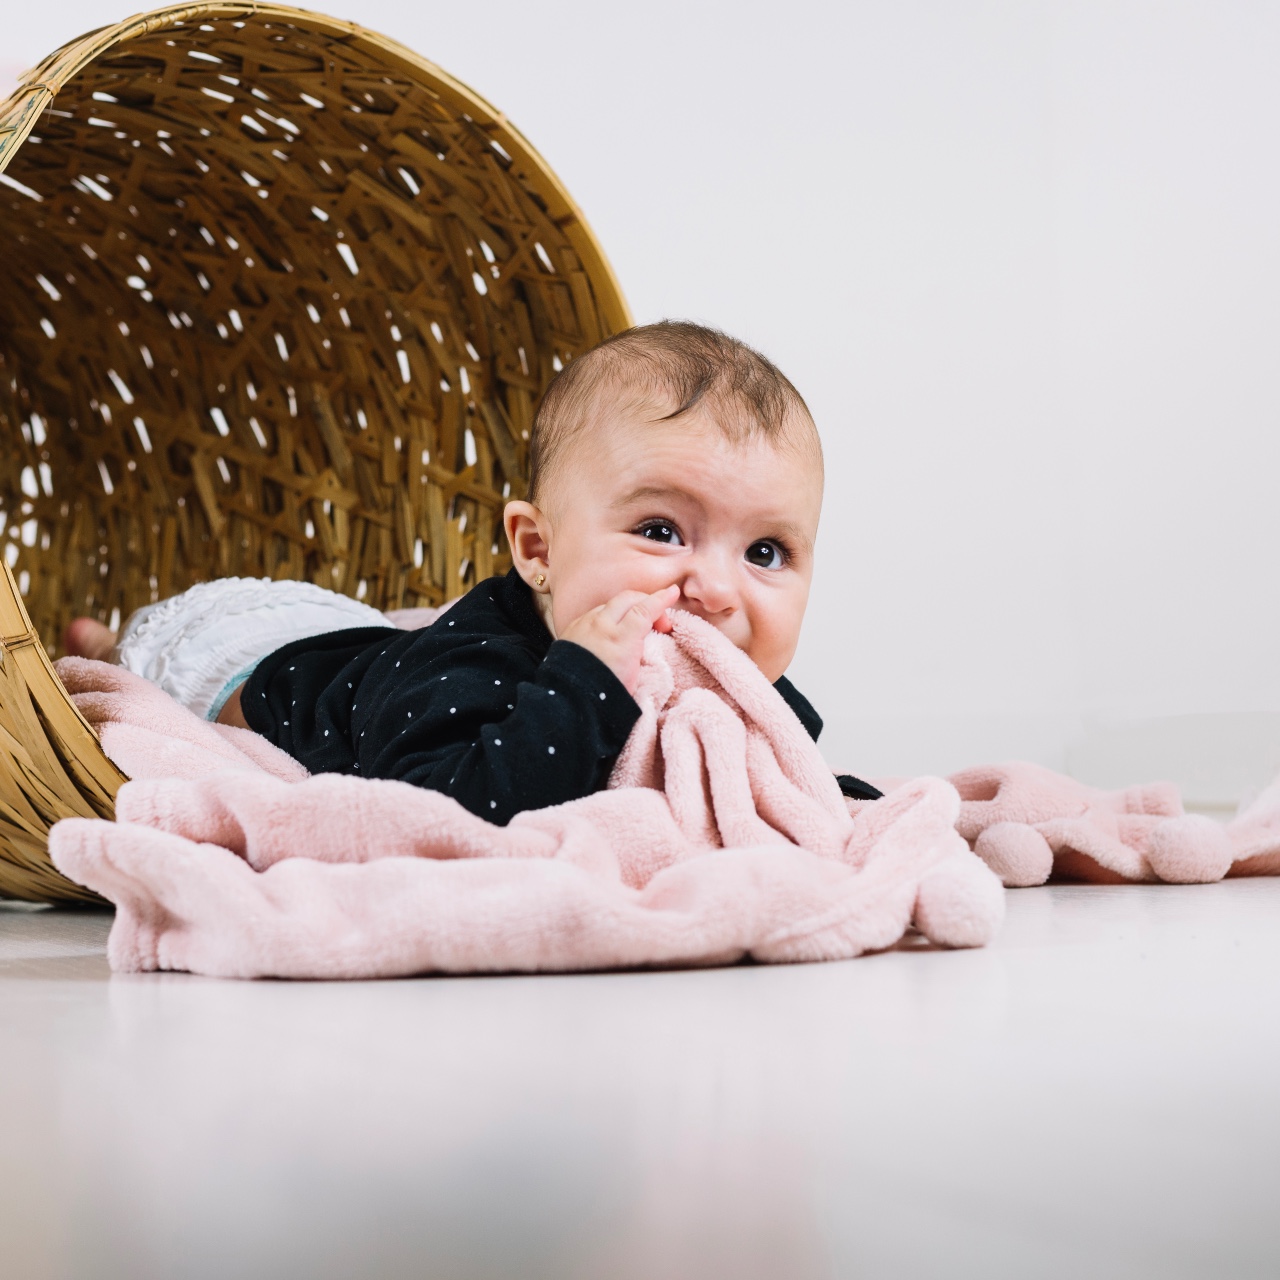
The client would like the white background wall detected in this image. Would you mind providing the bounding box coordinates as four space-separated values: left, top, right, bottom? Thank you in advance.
5 2 1279 807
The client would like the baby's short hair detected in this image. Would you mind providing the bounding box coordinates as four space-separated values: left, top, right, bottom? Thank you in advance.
527 320 821 505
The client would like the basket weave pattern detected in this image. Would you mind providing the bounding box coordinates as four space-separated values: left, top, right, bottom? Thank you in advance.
0 3 629 901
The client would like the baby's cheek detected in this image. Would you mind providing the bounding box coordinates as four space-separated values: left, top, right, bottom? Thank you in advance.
561 560 666 624
550 581 610 633
750 611 804 682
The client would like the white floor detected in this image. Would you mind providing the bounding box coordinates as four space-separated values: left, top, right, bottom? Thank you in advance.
3 881 1279 1280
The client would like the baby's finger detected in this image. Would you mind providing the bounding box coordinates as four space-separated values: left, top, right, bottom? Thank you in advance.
598 589 651 626
620 585 679 634
601 585 671 622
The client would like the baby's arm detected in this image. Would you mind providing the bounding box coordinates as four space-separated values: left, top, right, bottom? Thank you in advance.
240 587 672 824
365 640 639 823
368 586 675 820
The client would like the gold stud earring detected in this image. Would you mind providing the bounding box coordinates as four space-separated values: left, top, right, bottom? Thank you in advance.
534 573 546 588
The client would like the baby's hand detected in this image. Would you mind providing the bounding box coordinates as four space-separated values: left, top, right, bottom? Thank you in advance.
560 585 679 695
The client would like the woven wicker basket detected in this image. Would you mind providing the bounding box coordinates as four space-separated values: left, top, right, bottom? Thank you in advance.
0 3 630 901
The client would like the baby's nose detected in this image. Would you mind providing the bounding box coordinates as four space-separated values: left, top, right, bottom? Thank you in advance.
679 558 737 616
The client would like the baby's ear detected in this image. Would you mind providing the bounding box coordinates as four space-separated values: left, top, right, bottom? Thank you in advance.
503 500 551 587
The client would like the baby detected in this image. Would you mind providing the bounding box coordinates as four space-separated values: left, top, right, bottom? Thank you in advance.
67 321 880 821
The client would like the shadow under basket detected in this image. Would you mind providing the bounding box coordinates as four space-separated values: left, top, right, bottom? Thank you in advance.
0 3 630 902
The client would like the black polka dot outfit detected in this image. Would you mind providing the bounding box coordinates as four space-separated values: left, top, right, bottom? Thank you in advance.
244 568 880 824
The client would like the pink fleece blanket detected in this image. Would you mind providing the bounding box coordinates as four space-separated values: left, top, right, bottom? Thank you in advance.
47 611 1280 980
48 613 1004 978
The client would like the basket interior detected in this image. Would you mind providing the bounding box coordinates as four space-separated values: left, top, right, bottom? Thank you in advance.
0 3 628 653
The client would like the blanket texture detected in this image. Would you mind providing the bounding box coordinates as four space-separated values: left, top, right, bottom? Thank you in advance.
48 613 1003 978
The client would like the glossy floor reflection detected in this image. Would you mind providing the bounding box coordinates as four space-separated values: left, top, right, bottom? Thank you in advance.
3 880 1279 1279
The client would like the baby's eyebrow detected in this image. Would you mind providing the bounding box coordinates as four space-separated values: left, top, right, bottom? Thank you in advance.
611 485 691 508
765 520 814 551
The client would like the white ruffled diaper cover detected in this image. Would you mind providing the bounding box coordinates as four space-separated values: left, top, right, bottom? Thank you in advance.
112 578 389 720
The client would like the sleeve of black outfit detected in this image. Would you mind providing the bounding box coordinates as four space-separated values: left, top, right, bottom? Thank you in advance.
362 639 639 825
243 623 640 826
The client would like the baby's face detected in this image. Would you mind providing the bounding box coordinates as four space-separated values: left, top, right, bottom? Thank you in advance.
520 407 822 682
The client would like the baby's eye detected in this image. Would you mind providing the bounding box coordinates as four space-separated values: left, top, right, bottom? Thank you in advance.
745 540 786 570
636 521 683 546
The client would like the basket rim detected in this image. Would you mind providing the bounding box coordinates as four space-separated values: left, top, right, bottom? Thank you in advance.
0 1 632 334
